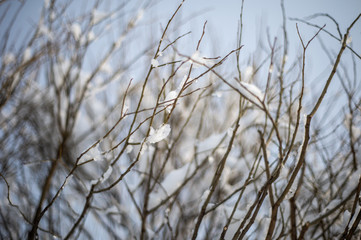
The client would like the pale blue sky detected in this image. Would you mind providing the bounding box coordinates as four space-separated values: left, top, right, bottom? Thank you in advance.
159 0 361 72
5 0 360 61
2 0 360 99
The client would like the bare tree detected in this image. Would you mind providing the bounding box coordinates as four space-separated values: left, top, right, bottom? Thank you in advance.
1 0 360 239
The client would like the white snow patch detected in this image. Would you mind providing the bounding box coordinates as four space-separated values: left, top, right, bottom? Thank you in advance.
162 75 188 112
100 166 113 183
79 144 104 164
126 145 133 154
164 91 177 113
197 132 225 154
324 199 341 212
87 31 95 41
208 155 215 163
190 51 213 67
22 48 32 63
139 142 148 156
147 124 171 144
50 11 56 21
238 82 264 107
151 59 159 68
92 9 107 25
212 91 223 98
227 127 234 137
285 186 296 200
148 162 195 209
243 66 253 81
3 53 16 65
200 189 210 206
39 25 53 40
70 23 81 40
346 36 352 44
100 62 112 74
157 51 163 57
90 179 99 185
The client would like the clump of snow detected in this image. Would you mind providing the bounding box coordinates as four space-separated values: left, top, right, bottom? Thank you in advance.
53 59 71 87
212 91 223 98
70 23 81 40
285 186 296 200
346 36 352 44
220 166 235 194
22 48 32 63
78 144 104 164
147 124 171 144
190 51 203 63
343 114 361 141
208 155 215 163
279 164 289 180
151 59 159 68
100 166 113 183
200 189 210 206
189 51 213 67
227 127 234 137
157 51 163 57
139 142 148 156
352 128 360 141
126 145 133 154
338 206 361 233
238 82 264 107
169 75 187 98
243 66 253 81
164 91 177 113
161 75 189 113
3 53 16 65
91 9 107 25
165 90 177 102
100 62 112 74
179 75 188 88
87 31 95 42
50 11 56 21
90 179 98 185
39 25 53 40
